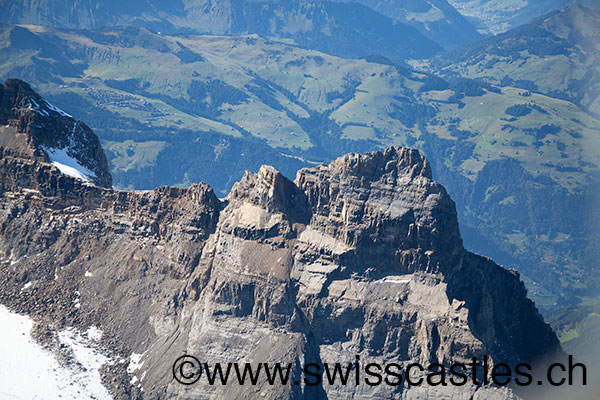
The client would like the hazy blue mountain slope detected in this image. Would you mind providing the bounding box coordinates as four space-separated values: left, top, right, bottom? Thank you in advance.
0 0 186 30
329 0 484 49
0 0 442 62
448 0 575 34
243 1 442 60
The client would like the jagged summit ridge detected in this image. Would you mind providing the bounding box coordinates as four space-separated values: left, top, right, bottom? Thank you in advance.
225 146 446 240
316 146 433 181
294 146 462 258
0 79 112 187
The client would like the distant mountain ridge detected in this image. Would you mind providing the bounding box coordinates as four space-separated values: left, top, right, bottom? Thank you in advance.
328 0 484 49
448 0 575 34
0 0 442 62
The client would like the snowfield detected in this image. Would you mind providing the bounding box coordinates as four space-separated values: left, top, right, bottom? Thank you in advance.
0 305 112 400
42 147 97 183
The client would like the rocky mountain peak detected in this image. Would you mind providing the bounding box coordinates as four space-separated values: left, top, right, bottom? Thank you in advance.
295 146 461 256
227 164 311 223
0 79 112 188
321 146 433 181
0 94 563 398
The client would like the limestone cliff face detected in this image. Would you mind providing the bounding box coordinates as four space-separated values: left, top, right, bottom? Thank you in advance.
0 83 560 399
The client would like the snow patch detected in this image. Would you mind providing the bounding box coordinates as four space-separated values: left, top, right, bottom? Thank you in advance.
127 351 148 386
26 98 49 116
381 275 412 284
87 326 103 342
127 351 146 374
20 282 33 291
0 305 112 400
73 290 81 309
44 100 72 118
58 328 112 399
85 270 93 277
42 147 96 183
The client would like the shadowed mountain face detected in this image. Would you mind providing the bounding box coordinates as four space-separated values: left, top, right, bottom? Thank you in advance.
0 0 185 28
239 1 443 61
0 0 442 62
328 0 484 49
0 81 562 398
